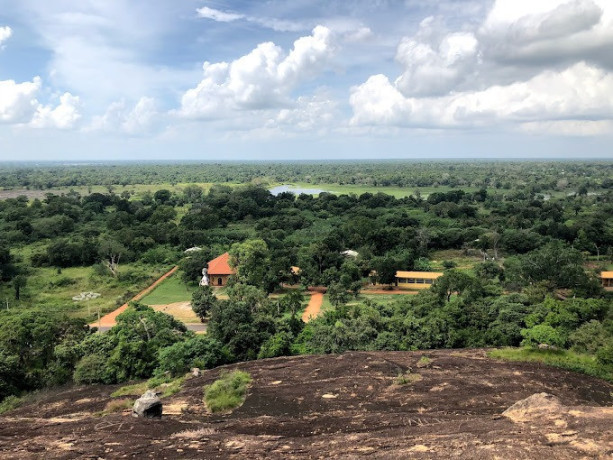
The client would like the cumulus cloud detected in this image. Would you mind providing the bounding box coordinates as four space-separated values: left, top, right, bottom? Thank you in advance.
351 62 613 128
272 94 338 131
90 97 159 135
179 26 335 118
480 0 613 67
0 77 82 129
0 78 42 123
0 26 12 48
31 93 82 129
350 0 613 135
395 28 479 96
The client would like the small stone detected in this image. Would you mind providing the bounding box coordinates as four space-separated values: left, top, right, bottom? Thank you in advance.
191 368 201 377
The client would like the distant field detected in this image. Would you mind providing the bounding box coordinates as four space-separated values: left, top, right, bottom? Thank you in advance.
286 182 482 199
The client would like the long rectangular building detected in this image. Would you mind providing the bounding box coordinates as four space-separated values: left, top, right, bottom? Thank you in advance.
395 271 444 290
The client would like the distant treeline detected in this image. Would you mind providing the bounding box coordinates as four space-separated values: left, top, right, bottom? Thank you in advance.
0 161 612 192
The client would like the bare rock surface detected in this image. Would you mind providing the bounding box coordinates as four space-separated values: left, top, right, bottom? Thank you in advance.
1 349 612 459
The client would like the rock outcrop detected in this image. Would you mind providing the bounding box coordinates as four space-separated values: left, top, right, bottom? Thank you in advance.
132 390 163 418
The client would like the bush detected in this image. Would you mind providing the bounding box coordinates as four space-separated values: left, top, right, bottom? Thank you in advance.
520 324 565 348
156 335 228 377
596 344 613 366
73 353 114 385
203 370 251 413
257 331 293 359
0 395 24 415
569 320 611 354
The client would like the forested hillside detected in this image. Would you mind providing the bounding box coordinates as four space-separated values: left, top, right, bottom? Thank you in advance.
0 161 612 407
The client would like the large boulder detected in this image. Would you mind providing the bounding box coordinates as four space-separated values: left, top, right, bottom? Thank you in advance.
132 390 163 418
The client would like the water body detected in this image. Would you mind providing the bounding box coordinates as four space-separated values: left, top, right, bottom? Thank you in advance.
269 185 327 196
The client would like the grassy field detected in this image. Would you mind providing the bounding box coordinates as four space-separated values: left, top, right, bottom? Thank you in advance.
0 263 173 320
286 182 482 199
429 249 484 271
140 274 196 305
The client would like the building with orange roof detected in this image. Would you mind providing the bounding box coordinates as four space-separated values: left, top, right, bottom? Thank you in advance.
207 252 236 287
601 271 613 291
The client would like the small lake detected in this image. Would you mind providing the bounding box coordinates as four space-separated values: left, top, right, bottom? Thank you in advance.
269 185 327 196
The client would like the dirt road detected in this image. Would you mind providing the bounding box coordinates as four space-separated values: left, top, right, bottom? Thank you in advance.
90 266 178 328
302 292 324 322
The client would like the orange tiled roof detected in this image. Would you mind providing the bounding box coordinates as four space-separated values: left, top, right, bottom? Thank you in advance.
208 252 236 275
601 271 613 279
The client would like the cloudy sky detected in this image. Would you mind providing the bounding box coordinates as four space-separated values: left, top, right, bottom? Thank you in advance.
0 0 612 161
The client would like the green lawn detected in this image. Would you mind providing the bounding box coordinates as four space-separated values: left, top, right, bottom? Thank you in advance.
140 275 196 305
360 294 408 306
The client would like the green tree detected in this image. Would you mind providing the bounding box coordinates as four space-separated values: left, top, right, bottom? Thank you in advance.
191 286 217 321
229 239 270 288
328 282 350 307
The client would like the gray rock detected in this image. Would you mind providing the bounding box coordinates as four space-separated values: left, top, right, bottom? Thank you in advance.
132 390 163 418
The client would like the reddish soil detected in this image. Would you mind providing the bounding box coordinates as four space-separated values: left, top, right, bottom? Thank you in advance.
301 292 324 322
91 266 178 328
1 349 612 459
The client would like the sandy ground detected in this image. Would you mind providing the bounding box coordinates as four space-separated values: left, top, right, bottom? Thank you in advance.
151 301 200 324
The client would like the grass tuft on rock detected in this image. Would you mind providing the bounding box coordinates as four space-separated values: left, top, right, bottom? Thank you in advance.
204 370 251 413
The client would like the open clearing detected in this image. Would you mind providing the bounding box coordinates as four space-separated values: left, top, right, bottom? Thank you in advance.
150 301 200 324
1 349 612 459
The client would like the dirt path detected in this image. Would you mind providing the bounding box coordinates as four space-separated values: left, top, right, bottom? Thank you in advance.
302 292 324 322
90 266 179 328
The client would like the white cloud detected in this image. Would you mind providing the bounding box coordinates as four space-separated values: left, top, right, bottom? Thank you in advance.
90 97 159 135
480 0 613 67
351 62 613 128
31 92 82 129
395 29 479 96
196 6 244 22
196 5 308 32
273 94 338 131
179 26 335 118
350 0 613 135
0 78 41 123
0 26 12 48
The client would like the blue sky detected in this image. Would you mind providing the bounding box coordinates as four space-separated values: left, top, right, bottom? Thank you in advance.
0 0 612 161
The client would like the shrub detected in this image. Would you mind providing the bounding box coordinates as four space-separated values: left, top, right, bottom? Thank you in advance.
394 372 422 385
98 398 134 416
73 353 114 385
520 325 565 348
0 395 24 415
156 336 229 377
203 370 251 413
596 344 613 366
569 320 611 354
